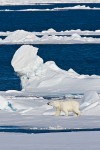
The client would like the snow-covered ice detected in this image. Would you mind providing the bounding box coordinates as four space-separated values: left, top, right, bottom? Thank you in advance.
0 90 100 129
3 30 39 43
11 45 100 93
1 30 100 44
0 95 16 111
0 90 100 147
2 44 99 131
0 132 100 150
40 28 100 35
0 76 99 149
0 1 100 148
0 0 100 5
2 29 100 37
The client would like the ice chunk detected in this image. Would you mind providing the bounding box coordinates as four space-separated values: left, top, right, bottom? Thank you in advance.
11 45 100 93
42 28 56 34
2 29 100 37
0 31 11 36
11 45 43 74
1 29 100 44
4 30 38 43
67 68 80 78
11 45 43 89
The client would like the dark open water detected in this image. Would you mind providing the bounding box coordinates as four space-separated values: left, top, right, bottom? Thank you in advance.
0 10 100 31
0 4 100 90
0 126 100 134
0 3 100 10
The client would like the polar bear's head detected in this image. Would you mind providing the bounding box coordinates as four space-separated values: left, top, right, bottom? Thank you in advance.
47 100 60 108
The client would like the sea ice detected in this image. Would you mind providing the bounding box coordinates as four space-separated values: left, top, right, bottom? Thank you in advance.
0 0 99 5
0 132 100 150
1 29 100 37
0 95 16 111
1 5 100 11
11 45 100 94
3 30 39 44
1 30 100 44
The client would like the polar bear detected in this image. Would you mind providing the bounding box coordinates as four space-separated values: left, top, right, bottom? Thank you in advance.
47 100 80 116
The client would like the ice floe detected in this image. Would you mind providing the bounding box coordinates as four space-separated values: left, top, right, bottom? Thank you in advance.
1 29 100 36
3 30 39 43
1 30 100 44
11 45 100 94
40 28 100 35
1 5 100 11
1 90 100 117
0 0 99 5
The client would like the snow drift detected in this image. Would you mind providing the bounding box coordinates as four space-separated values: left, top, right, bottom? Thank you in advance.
11 45 100 94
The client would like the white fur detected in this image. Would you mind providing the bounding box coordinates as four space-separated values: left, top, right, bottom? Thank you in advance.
48 100 80 116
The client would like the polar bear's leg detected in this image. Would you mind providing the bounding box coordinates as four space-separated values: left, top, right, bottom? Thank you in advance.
55 108 61 116
63 109 68 116
74 109 81 116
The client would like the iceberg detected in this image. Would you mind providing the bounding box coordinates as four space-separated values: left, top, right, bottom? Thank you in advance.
11 45 100 94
